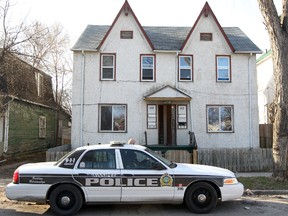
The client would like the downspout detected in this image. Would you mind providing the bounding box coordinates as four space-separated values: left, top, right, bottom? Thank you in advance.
3 103 9 153
80 50 85 146
248 53 253 149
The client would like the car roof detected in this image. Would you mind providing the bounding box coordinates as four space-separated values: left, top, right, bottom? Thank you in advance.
75 143 147 151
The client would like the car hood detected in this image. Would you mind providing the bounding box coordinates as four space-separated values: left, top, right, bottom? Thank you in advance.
173 163 235 177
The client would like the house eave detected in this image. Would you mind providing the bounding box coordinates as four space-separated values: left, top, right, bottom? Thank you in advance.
71 48 99 52
234 51 263 54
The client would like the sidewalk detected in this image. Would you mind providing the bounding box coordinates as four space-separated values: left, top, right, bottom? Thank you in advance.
236 172 272 177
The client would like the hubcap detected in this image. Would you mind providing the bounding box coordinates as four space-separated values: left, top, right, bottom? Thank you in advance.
197 194 207 203
60 196 71 206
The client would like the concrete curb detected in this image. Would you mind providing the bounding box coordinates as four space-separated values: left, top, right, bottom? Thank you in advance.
250 190 288 195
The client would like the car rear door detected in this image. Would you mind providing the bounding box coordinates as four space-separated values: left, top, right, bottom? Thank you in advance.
73 149 121 202
119 149 175 202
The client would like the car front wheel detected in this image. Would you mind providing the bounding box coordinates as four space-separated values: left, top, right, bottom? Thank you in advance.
185 182 218 214
49 184 83 216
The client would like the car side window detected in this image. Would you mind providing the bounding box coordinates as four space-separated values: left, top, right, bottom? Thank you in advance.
78 149 116 169
120 149 160 170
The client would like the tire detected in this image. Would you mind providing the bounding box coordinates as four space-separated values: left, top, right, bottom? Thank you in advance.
49 184 83 216
185 182 218 214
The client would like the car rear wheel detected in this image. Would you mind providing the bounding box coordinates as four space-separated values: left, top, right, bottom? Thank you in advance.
49 184 83 216
185 182 218 214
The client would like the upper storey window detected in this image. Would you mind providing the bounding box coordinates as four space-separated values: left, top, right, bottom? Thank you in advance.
216 56 231 82
141 54 155 81
101 54 116 80
179 55 193 81
120 31 133 39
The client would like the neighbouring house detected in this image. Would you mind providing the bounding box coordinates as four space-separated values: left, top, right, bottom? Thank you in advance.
0 51 71 158
71 1 263 168
256 50 274 124
256 50 274 148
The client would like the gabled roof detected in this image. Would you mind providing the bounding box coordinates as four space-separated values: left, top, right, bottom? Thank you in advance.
72 1 261 54
0 53 57 108
143 85 191 101
181 2 234 52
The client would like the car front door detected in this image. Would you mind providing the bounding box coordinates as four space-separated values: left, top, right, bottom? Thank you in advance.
73 149 121 202
119 149 175 202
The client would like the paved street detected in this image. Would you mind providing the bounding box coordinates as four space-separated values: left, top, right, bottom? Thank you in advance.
1 186 287 216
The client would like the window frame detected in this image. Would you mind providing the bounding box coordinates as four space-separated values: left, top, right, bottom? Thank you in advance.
147 104 157 129
78 149 116 170
99 104 127 133
177 105 188 129
216 55 231 82
206 105 234 133
100 53 116 81
140 54 156 82
178 55 193 82
120 30 133 39
39 116 46 138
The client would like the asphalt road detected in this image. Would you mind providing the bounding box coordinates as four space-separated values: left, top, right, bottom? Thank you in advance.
0 186 287 216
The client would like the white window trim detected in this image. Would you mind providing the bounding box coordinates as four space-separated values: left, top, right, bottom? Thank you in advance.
35 73 44 97
141 55 155 82
101 54 115 81
179 55 193 81
216 56 231 82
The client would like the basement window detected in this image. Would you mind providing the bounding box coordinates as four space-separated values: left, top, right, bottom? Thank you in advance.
200 33 213 41
120 31 133 39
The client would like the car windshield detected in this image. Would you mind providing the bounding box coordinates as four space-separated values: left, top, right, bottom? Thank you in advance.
145 148 177 168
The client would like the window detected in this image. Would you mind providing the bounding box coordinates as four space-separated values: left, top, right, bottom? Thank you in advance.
141 55 155 81
216 56 231 82
35 73 43 97
207 105 233 132
120 149 163 170
99 104 126 132
177 105 187 129
78 149 116 169
101 54 116 80
200 33 213 41
39 116 46 138
147 105 157 129
0 116 4 142
179 55 193 81
120 31 133 39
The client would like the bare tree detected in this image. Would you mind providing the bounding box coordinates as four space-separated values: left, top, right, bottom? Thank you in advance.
258 0 288 178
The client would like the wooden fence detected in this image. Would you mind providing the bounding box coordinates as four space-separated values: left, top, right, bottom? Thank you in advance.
197 148 273 172
46 144 71 161
46 145 273 172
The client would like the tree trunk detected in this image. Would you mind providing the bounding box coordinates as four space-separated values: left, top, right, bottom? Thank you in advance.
258 0 288 178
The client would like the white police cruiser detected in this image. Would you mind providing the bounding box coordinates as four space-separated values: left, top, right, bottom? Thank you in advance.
5 143 244 215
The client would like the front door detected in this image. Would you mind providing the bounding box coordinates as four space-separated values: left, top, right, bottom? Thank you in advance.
158 105 176 146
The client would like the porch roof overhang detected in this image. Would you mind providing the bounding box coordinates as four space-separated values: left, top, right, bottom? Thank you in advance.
143 85 191 101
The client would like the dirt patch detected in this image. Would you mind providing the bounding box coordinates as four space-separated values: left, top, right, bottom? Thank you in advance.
0 151 46 179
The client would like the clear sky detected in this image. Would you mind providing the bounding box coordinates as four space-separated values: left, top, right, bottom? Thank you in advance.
11 0 282 53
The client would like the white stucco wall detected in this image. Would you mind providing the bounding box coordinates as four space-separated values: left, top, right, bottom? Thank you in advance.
256 53 274 124
72 9 259 149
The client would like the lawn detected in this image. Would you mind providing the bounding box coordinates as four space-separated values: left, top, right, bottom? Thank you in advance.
238 176 288 190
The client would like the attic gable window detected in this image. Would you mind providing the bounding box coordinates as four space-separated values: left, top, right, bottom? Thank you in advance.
35 72 44 97
120 31 133 39
200 33 213 41
100 54 116 80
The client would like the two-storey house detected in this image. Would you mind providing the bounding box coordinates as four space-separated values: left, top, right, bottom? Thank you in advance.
71 1 261 153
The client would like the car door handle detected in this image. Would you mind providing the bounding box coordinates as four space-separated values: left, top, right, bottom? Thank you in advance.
122 174 134 177
78 173 88 176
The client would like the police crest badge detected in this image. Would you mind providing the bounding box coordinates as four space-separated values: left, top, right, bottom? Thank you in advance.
160 173 173 187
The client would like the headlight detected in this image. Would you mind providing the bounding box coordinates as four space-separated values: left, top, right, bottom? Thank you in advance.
223 177 238 185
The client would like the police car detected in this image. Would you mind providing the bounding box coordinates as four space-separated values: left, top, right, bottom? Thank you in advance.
5 143 244 215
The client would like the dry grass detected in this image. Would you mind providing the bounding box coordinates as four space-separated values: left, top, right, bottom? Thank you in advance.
239 176 288 190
